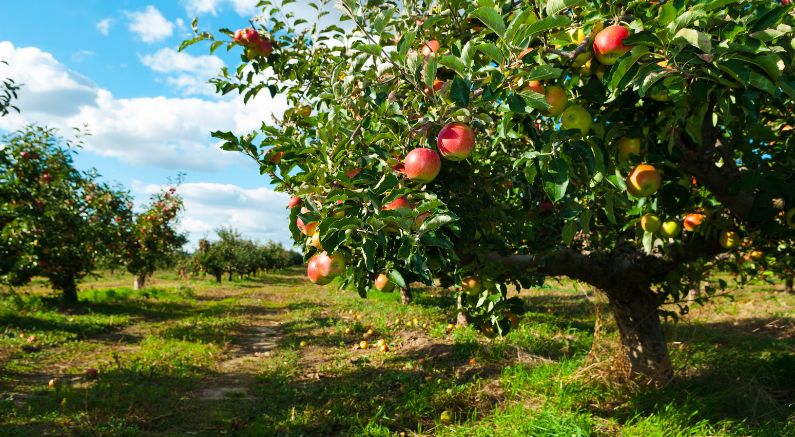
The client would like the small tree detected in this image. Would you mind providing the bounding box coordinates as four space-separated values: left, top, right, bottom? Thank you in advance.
0 126 133 302
125 186 188 289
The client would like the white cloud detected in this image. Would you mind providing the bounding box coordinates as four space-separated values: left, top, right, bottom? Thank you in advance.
183 0 223 16
136 181 293 248
72 50 96 62
229 0 259 16
125 6 174 43
140 48 225 96
0 41 288 171
96 18 114 36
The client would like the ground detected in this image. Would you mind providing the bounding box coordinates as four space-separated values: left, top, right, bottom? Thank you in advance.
0 269 793 436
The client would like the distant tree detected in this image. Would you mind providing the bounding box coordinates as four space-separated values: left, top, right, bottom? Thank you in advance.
0 126 133 302
125 186 188 289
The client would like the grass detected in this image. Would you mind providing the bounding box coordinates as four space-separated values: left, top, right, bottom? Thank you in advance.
0 269 792 436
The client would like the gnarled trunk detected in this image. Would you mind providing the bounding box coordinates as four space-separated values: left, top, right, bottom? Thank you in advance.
605 286 673 385
786 276 793 294
133 274 146 290
399 286 412 304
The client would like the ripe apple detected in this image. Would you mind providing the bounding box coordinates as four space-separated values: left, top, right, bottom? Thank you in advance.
253 38 273 56
40 171 52 184
626 164 662 197
267 149 283 164
296 212 318 236
461 276 482 294
374 273 394 292
593 25 631 65
719 230 738 249
437 123 476 161
287 196 301 209
527 80 545 94
299 340 307 347
404 148 442 183
560 105 592 135
786 208 795 229
316 251 346 278
544 85 568 116
424 79 444 94
640 213 661 233
310 232 322 250
359 340 369 349
618 137 642 161
749 250 764 261
659 220 681 238
384 196 411 211
683 213 705 232
233 28 259 45
307 255 333 285
379 344 389 352
421 40 441 57
505 312 519 327
85 368 98 379
48 378 60 388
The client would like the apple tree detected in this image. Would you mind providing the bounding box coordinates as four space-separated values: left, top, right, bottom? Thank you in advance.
186 0 795 384
0 126 134 302
125 186 188 290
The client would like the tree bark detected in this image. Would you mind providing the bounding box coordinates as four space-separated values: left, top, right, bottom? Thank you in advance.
228 271 233 281
786 276 793 294
605 286 673 385
399 286 412 304
133 274 146 290
214 273 222 283
61 276 78 304
456 292 469 327
686 281 702 303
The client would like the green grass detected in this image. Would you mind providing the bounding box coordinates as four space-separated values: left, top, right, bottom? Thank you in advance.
0 269 793 436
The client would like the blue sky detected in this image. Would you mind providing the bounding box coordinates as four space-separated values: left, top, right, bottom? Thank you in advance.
0 1 336 248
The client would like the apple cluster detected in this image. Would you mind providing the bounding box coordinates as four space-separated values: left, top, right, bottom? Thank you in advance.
233 27 273 58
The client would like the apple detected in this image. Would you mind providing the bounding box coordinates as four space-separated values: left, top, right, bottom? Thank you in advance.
749 250 764 261
626 164 662 197
267 149 283 164
287 196 301 209
359 340 369 349
85 368 98 379
379 344 389 352
618 137 642 161
683 213 705 232
233 28 259 45
296 208 318 236
310 232 322 250
641 213 661 233
425 79 444 94
48 378 60 388
595 64 608 81
544 85 568 116
421 40 441 57
296 105 312 117
786 208 795 229
374 273 394 292
527 80 545 94
593 25 631 65
648 83 670 102
440 410 453 424
461 276 481 293
307 255 333 285
437 123 476 161
659 220 681 238
254 38 273 56
316 251 346 278
384 196 411 211
719 230 738 249
40 171 52 184
404 148 441 183
505 312 519 327
560 105 592 135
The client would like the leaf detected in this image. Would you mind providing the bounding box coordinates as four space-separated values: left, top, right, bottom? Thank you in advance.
562 220 576 246
673 28 713 53
543 157 569 202
505 9 537 45
604 192 617 225
471 7 506 38
423 54 438 89
516 90 550 111
388 270 406 289
461 40 476 68
525 64 563 81
438 55 468 78
477 43 504 64
362 238 376 271
642 231 654 254
450 76 470 107
522 15 571 40
418 214 454 234
545 0 584 16
606 46 649 93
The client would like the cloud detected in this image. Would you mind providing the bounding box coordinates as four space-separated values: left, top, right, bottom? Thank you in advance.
140 48 225 96
136 181 293 248
125 6 174 43
96 18 114 36
183 0 223 16
0 41 288 171
71 50 96 62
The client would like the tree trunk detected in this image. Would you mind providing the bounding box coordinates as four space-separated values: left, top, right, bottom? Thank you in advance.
686 281 701 303
214 273 222 283
61 276 78 304
456 292 469 327
786 276 793 294
605 287 673 386
228 271 233 281
133 274 146 290
399 286 412 304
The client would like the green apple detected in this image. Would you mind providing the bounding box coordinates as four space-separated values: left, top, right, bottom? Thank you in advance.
659 220 681 238
560 105 592 135
640 214 661 233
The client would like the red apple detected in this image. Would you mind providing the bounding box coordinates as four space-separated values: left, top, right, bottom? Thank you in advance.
424 79 444 94
85 368 98 379
345 168 362 178
421 40 441 57
626 164 662 197
315 251 346 278
297 207 318 236
437 123 476 161
593 25 631 65
404 148 441 183
384 196 411 211
527 80 545 94
254 38 273 56
374 273 394 292
683 213 705 232
544 85 568 116
307 255 333 284
287 196 301 208
267 150 283 164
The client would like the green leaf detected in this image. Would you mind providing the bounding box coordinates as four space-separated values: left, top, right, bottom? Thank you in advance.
505 9 537 45
477 43 504 64
606 46 649 94
604 192 617 225
388 270 406 289
450 76 470 107
526 64 563 81
543 157 569 202
362 238 376 271
642 231 654 254
516 90 550 111
545 0 584 16
418 214 454 234
562 220 576 246
438 55 468 78
461 40 476 68
673 28 713 53
424 54 438 89
523 15 571 40
471 7 506 38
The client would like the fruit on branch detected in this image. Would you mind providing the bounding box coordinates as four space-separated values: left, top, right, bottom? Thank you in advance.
296 105 312 117
267 149 283 164
297 208 318 236
374 273 394 292
719 230 738 249
424 79 444 94
404 148 442 183
749 250 764 261
618 137 642 161
233 28 259 45
307 255 333 285
659 220 681 238
383 196 411 211
683 213 706 232
437 123 476 161
626 164 662 197
287 196 301 208
315 251 346 278
544 85 568 116
560 105 592 135
421 40 441 57
461 276 482 293
593 25 631 65
310 231 322 250
640 213 661 233
527 80 545 94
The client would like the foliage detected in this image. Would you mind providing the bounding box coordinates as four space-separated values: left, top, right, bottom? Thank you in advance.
0 126 133 301
192 228 301 281
0 60 20 117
